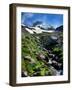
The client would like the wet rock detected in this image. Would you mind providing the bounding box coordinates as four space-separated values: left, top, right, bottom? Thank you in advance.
48 59 52 64
52 55 59 61
51 60 62 70
48 54 55 58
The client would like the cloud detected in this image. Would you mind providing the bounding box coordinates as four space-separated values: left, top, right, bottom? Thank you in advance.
21 13 34 25
24 13 34 18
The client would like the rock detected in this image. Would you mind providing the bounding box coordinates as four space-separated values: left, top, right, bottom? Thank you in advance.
37 53 45 60
24 56 35 63
52 60 58 65
44 56 49 62
48 59 52 64
49 54 55 58
51 60 62 70
49 66 58 75
51 36 58 40
21 71 28 77
32 71 40 76
60 70 63 75
37 53 49 63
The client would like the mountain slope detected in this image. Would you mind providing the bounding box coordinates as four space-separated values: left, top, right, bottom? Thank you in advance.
56 25 63 32
21 33 53 77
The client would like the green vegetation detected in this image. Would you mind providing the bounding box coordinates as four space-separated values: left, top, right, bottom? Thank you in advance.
21 31 63 77
21 33 52 77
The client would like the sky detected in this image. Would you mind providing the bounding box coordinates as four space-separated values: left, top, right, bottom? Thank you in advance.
21 12 63 28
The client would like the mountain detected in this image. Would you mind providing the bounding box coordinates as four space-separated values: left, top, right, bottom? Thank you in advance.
21 24 55 34
32 21 42 27
21 24 35 34
55 25 63 32
33 21 55 30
